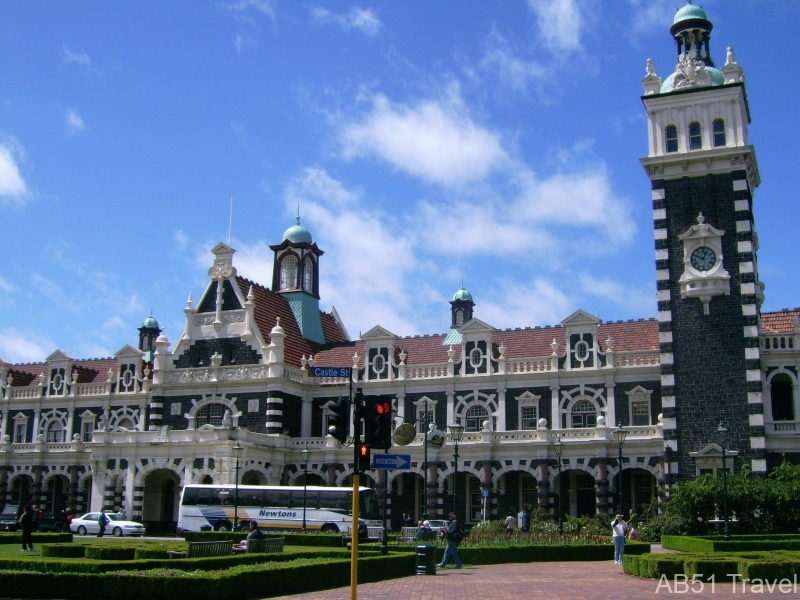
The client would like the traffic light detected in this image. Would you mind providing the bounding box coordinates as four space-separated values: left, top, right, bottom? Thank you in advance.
327 397 350 444
357 443 371 471
365 398 393 449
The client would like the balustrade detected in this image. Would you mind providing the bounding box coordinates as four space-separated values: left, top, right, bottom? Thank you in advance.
762 334 796 352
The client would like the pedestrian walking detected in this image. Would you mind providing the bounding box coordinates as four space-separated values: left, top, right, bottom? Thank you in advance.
505 514 515 535
18 506 34 551
64 508 73 533
611 513 629 565
437 512 463 569
97 509 110 537
521 507 530 533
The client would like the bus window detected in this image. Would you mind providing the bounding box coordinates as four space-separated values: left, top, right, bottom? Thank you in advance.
263 489 291 508
319 490 350 513
196 487 212 506
291 490 318 509
182 487 199 505
240 489 264 508
211 488 233 506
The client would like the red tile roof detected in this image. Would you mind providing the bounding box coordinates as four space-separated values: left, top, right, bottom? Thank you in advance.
762 308 800 334
7 358 120 388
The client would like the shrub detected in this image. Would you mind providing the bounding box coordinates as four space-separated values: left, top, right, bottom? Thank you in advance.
84 546 137 561
41 544 86 558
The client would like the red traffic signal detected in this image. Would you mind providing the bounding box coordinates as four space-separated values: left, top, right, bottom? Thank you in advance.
357 443 371 471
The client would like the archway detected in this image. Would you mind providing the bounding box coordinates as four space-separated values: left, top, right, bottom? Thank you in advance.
611 468 657 515
44 475 69 514
142 469 181 534
79 476 93 513
241 470 266 486
296 472 324 486
10 475 32 507
557 469 596 518
497 471 537 519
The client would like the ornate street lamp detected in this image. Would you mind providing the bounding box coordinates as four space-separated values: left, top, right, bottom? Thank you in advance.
422 398 431 518
716 423 731 541
448 421 465 520
232 441 243 529
300 445 310 533
553 434 565 535
612 423 629 515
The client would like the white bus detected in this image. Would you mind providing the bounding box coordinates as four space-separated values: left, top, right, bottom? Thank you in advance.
176 484 382 534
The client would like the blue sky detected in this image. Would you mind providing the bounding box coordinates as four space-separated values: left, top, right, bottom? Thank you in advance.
1 0 799 364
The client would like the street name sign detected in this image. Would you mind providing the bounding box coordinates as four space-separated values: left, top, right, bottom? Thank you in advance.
309 366 351 378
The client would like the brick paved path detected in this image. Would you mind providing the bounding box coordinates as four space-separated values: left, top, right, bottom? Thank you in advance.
270 560 799 599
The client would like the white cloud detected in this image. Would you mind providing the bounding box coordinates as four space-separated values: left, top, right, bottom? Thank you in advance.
65 109 85 135
0 327 55 364
0 143 28 203
78 343 114 359
527 0 584 53
221 0 276 25
61 45 91 67
480 27 548 95
578 273 654 315
339 90 507 187
174 230 190 250
481 278 574 329
627 0 675 38
0 276 17 294
235 33 256 54
230 240 274 288
310 6 382 37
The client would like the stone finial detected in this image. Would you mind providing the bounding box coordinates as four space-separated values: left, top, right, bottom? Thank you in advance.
300 355 308 368
38 372 46 386
185 291 194 310
646 58 656 75
71 371 79 385
550 339 559 355
107 368 115 382
211 353 223 367
247 286 255 302
398 349 407 365
498 342 506 357
307 354 315 368
447 345 455 361
725 46 735 66
221 409 232 429
537 417 548 430
605 336 615 351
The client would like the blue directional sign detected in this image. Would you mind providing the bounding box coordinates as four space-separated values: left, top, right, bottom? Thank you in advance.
373 454 411 470
309 366 351 378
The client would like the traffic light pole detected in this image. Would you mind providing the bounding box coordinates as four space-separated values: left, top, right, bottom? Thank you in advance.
350 376 360 600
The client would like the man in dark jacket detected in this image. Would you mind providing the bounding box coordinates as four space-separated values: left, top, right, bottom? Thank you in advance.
18 506 34 551
437 513 463 569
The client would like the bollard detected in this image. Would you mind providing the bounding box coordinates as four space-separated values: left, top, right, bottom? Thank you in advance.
416 544 437 575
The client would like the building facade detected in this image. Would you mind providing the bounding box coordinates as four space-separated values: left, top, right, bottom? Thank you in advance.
1 4 798 532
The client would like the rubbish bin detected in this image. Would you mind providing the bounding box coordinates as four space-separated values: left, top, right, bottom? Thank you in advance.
416 543 437 575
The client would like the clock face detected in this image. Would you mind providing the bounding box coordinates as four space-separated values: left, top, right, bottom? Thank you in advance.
690 246 716 271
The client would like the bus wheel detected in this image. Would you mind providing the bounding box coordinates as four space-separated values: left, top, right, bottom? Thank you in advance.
320 524 339 534
215 522 232 532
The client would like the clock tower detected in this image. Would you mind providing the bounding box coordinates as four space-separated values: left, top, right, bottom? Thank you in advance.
640 2 766 480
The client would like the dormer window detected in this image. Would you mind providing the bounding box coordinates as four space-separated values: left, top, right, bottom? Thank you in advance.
302 256 314 293
665 125 678 153
279 255 298 290
689 122 702 150
713 119 726 147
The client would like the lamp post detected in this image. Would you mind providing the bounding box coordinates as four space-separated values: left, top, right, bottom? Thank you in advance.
300 445 310 533
716 422 731 541
448 421 465 520
422 398 432 518
553 434 565 535
612 423 629 516
232 441 243 529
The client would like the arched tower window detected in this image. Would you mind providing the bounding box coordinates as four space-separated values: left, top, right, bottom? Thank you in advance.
196 404 225 427
689 122 702 150
454 308 464 327
770 374 795 421
279 255 298 290
713 119 726 147
303 256 314 293
571 399 597 428
665 125 678 153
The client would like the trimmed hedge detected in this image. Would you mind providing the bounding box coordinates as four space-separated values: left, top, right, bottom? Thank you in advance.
662 535 800 553
182 531 343 547
0 533 73 545
41 545 86 558
625 551 800 583
84 547 137 561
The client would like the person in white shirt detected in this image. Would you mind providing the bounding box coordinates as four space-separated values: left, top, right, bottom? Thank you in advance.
611 514 629 564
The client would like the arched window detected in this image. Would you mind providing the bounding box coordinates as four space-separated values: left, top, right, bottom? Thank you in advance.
196 403 225 427
46 421 65 443
665 125 678 153
571 400 597 428
279 255 298 290
454 308 464 327
116 417 135 431
465 405 489 431
302 256 314 293
689 122 702 150
713 119 726 147
770 374 795 421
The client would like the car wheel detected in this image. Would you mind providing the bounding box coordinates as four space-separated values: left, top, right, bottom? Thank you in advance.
77 525 87 536
320 524 339 534
113 527 123 537
215 522 231 532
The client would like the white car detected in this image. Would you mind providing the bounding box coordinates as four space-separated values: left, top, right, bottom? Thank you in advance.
71 512 146 537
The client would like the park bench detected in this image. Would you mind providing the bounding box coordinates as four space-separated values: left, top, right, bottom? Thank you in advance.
342 526 383 546
167 539 234 559
399 526 419 542
246 537 285 553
